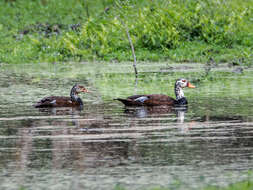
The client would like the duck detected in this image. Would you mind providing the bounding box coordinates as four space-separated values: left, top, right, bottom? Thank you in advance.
115 78 195 106
34 84 89 108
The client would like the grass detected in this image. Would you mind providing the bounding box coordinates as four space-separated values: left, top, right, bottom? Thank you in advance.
0 0 252 64
15 180 253 190
203 181 253 190
113 180 253 190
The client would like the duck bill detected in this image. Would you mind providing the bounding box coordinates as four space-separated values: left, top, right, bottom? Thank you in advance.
82 89 89 93
187 82 195 88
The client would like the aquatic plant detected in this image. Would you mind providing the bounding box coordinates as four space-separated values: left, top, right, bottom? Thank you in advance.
0 0 252 64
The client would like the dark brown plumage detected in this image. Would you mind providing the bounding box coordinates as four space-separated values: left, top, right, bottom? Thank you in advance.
116 94 175 106
115 78 195 106
34 84 89 108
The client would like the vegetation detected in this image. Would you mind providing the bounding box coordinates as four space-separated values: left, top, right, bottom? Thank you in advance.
114 180 253 190
203 181 253 190
0 0 252 64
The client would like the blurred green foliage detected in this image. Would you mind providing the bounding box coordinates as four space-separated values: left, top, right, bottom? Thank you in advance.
113 179 253 190
0 0 252 64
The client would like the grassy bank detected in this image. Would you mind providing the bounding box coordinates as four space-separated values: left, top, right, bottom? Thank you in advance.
0 0 252 64
203 181 253 190
114 180 253 190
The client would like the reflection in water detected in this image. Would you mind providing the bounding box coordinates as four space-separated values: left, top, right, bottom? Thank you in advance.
37 106 83 115
124 105 187 118
124 106 193 132
0 63 253 190
1 100 253 190
175 107 187 123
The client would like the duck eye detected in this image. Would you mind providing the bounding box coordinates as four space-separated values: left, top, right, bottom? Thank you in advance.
182 80 186 82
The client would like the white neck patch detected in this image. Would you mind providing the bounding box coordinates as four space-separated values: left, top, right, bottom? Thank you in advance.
175 86 184 100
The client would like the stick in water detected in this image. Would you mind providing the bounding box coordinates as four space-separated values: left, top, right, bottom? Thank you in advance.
119 19 138 77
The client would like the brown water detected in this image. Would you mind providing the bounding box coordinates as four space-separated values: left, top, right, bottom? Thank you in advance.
0 62 252 190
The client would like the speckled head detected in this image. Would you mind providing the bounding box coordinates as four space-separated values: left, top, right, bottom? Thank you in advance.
175 79 195 100
175 78 195 88
70 84 89 103
72 84 89 94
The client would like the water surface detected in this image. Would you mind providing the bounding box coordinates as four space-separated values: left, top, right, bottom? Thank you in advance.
0 62 253 190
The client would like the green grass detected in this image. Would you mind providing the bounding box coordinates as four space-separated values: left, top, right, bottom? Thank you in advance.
15 180 253 190
0 0 252 64
114 180 253 190
203 181 253 190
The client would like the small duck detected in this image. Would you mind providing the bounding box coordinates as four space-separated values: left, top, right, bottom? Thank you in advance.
34 84 89 108
115 78 195 106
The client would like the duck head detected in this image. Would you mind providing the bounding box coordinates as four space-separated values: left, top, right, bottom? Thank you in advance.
70 84 89 103
72 84 89 94
175 78 195 89
175 79 195 101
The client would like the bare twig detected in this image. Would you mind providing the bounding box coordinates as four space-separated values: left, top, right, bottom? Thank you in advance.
119 19 138 78
115 1 138 77
120 19 139 94
124 23 138 77
115 1 138 93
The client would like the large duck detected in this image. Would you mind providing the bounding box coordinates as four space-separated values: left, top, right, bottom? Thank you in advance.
115 78 195 106
34 84 89 108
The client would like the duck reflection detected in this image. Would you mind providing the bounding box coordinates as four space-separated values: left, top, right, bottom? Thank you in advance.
174 106 188 123
9 102 193 173
123 105 193 133
124 105 188 122
15 113 131 171
36 106 83 115
3 102 252 177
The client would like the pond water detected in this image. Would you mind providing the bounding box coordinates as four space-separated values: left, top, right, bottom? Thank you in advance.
0 62 252 190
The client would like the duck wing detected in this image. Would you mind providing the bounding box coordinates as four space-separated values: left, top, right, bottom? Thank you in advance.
34 96 72 108
115 94 175 106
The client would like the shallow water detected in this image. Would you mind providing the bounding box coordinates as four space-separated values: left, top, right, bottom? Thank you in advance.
0 62 253 190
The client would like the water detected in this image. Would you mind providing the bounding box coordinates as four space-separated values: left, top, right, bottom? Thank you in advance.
0 62 253 190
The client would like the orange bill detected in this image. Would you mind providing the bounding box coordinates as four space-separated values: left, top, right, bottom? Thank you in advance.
187 82 195 88
82 88 89 93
